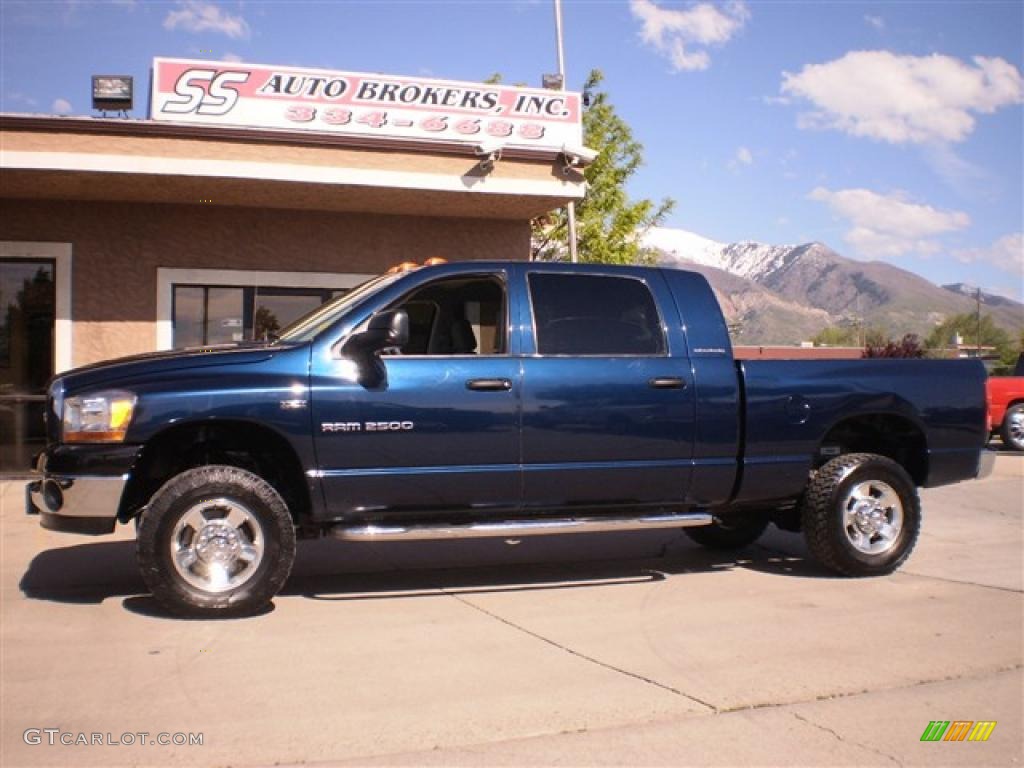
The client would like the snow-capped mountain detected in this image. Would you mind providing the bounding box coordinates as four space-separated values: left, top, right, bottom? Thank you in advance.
644 227 803 282
942 283 1023 309
643 228 727 270
643 226 1024 345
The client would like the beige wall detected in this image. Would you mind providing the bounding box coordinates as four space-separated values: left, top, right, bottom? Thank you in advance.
0 198 530 367
1 128 559 181
1 121 584 220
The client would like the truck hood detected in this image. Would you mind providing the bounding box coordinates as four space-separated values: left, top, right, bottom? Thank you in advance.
54 342 296 395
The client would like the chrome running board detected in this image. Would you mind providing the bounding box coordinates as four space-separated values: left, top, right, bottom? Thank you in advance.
331 512 713 541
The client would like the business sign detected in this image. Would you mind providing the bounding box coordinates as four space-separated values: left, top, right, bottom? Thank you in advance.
150 58 582 151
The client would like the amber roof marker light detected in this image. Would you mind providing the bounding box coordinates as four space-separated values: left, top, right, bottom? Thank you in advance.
386 261 421 274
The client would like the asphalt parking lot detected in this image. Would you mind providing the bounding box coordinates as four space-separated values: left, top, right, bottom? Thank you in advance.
1 454 1021 767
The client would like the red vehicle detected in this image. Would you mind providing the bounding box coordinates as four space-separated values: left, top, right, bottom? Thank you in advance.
987 354 1024 451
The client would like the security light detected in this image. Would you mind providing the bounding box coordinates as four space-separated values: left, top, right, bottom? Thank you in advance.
92 75 133 113
542 73 564 90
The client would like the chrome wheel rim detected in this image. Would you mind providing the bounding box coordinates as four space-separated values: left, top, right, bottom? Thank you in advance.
841 480 903 555
1009 411 1024 445
170 498 264 593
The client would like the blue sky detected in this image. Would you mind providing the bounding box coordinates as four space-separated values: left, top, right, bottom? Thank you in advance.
2 0 1022 299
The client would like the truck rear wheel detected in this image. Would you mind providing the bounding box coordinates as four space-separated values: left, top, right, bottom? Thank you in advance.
136 465 296 617
800 453 919 577
685 514 768 550
1000 403 1024 451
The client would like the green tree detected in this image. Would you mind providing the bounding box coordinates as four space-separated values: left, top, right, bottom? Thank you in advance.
812 326 859 347
532 70 674 264
924 313 1014 364
812 324 889 347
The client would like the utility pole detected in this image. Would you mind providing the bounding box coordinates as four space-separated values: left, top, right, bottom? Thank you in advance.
976 286 982 358
553 0 579 263
856 293 863 348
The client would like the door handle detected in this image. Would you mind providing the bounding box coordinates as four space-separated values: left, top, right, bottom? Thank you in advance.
466 378 513 392
648 377 686 390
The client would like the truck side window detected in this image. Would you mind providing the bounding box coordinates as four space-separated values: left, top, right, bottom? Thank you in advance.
529 273 666 356
389 275 506 355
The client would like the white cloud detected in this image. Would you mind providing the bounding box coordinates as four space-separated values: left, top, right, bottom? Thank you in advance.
6 92 39 108
809 187 970 259
164 1 250 39
864 14 885 30
781 51 1023 144
955 233 1024 275
221 52 243 62
51 98 72 115
727 145 753 170
630 0 749 72
922 143 994 198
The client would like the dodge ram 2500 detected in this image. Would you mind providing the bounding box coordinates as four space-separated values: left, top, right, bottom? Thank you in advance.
27 261 993 615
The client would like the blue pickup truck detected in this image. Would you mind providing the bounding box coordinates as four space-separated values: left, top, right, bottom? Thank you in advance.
27 261 992 616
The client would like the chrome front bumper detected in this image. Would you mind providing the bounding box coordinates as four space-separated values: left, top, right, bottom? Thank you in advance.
26 470 126 535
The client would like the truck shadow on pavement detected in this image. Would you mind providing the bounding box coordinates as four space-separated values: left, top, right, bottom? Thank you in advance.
19 528 829 619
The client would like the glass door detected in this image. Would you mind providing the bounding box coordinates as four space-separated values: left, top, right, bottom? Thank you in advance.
0 259 55 473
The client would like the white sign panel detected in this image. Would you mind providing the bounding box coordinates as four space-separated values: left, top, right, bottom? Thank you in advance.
151 58 582 152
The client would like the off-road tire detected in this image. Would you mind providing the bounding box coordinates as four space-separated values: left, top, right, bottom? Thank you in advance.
999 403 1024 451
685 515 769 550
137 465 296 617
800 453 920 577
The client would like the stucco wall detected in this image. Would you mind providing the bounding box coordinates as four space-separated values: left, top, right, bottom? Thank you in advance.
0 198 530 367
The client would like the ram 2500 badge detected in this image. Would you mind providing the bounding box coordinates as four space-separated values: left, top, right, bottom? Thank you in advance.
27 261 993 616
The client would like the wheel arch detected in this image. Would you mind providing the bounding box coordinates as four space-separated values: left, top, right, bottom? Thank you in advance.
1004 398 1024 414
817 412 928 486
119 419 311 524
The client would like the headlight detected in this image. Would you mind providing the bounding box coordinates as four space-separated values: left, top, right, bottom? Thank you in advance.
62 390 137 443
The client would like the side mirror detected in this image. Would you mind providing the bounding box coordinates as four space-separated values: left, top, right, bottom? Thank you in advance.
342 309 409 356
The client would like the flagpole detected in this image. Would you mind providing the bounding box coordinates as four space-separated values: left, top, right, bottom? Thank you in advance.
554 0 579 263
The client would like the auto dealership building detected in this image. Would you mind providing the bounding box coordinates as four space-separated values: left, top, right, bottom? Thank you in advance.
0 57 585 472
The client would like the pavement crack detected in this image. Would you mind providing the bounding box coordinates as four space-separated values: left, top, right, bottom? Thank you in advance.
720 663 1023 715
792 712 904 766
443 589 718 713
898 570 1023 594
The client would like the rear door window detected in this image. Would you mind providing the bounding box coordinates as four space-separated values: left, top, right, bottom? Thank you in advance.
528 273 666 355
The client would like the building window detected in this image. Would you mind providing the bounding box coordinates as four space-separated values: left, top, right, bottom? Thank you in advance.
171 284 346 347
157 268 374 351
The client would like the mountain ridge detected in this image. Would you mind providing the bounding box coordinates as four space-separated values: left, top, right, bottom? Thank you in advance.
644 226 1024 345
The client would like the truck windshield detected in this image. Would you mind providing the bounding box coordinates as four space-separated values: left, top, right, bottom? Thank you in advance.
273 272 401 343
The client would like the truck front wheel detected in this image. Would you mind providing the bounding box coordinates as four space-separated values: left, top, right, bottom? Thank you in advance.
136 465 296 617
800 453 920 577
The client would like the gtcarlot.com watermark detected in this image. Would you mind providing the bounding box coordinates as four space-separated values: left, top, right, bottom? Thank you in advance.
24 729 203 747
